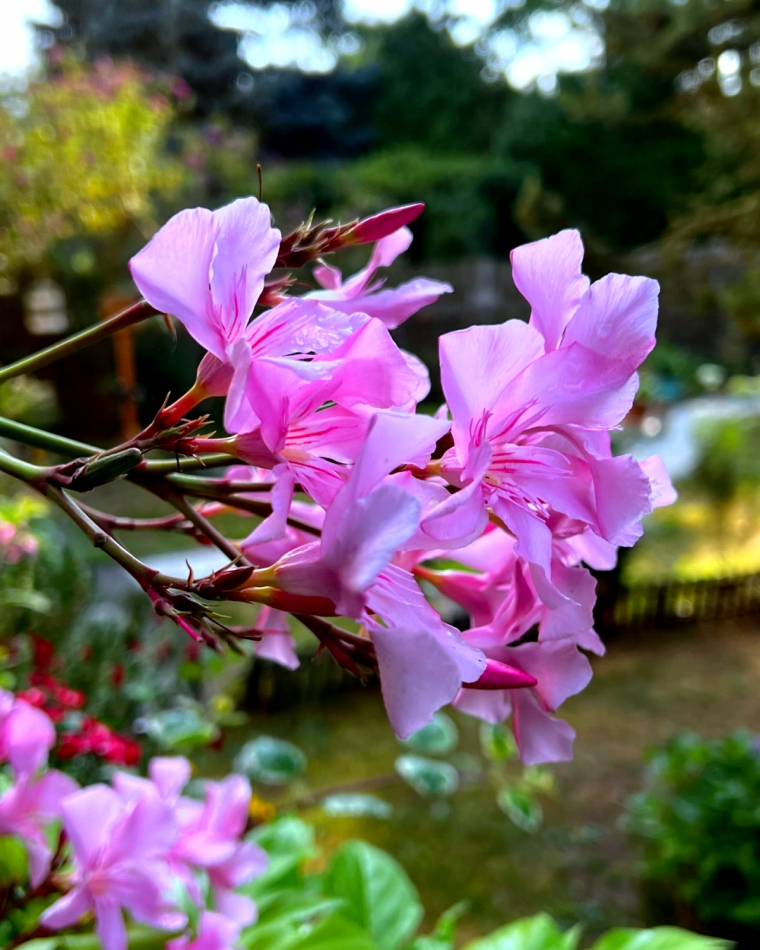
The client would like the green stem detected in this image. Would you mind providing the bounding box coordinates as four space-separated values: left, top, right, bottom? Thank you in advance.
0 447 49 483
0 416 237 474
163 492 243 563
140 453 239 474
0 300 158 383
0 417 98 457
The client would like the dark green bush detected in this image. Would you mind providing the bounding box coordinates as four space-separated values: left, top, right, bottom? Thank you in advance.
626 732 760 931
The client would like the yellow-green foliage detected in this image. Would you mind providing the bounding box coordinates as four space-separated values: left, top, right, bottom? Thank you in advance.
0 56 184 274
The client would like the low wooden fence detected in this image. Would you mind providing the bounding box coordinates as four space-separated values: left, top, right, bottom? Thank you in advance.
611 572 760 629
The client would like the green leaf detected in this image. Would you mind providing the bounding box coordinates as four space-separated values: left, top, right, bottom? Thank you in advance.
395 755 459 797
142 707 217 752
0 588 51 612
497 786 543 833
463 914 580 950
479 723 517 763
253 816 315 861
241 914 378 950
320 794 393 819
324 839 424 950
289 914 380 950
589 928 731 950
0 834 29 885
235 736 308 786
411 902 469 950
247 816 316 894
401 713 459 756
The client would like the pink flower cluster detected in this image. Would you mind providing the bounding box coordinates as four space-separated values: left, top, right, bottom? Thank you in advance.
129 199 674 764
0 690 265 950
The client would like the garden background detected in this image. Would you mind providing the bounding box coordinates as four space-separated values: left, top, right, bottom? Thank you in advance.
2 0 760 946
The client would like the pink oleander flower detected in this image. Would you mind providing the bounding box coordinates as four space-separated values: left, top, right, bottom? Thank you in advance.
170 773 266 926
0 687 55 778
114 757 266 927
309 225 452 329
0 769 78 886
168 912 241 950
41 784 185 950
437 229 675 609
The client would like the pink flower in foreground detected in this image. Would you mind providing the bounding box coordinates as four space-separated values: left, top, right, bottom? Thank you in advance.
115 758 266 927
172 774 267 926
41 784 184 950
0 688 55 778
309 225 452 329
0 770 78 886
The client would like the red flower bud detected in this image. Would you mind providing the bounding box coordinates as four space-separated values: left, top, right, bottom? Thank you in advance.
467 659 537 691
350 203 425 245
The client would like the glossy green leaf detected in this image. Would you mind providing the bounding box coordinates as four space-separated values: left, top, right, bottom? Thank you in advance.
247 816 316 894
497 786 543 833
479 723 517 763
395 755 459 797
401 713 459 756
463 914 580 950
235 736 307 786
320 793 392 819
589 928 730 950
324 839 423 950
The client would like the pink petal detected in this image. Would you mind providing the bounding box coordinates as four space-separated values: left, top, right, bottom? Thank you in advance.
563 273 659 368
41 886 92 931
61 785 124 868
502 341 639 432
129 209 221 356
588 454 653 542
503 641 592 711
321 318 424 410
323 484 423 601
511 690 576 765
149 757 192 801
6 700 55 777
371 621 483 739
94 898 128 950
640 454 677 507
254 609 300 671
209 197 281 343
340 410 449 503
510 229 589 351
439 321 545 448
243 464 296 545
318 278 452 330
453 687 512 724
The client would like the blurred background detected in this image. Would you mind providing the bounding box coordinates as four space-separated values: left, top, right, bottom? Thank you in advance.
2 0 760 944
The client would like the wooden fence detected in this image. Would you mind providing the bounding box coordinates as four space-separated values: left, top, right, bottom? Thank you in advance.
611 572 760 629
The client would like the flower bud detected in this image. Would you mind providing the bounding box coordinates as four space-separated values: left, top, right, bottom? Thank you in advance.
466 659 537 691
350 203 425 245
